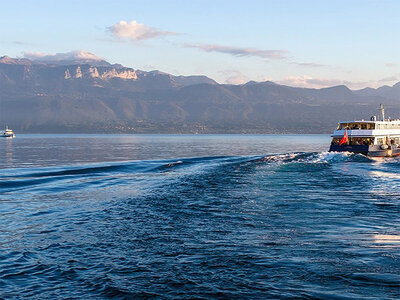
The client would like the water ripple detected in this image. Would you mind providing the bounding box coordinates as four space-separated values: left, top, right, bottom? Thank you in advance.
0 152 399 298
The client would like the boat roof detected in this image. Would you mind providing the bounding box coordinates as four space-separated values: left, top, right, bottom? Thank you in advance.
339 120 400 124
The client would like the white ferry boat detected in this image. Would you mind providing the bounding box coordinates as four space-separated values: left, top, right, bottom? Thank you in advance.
329 105 400 157
0 126 16 138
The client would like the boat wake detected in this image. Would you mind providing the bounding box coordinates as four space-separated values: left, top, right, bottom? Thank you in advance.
0 151 382 195
1 151 399 299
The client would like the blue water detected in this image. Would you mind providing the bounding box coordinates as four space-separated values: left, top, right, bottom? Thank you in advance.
0 135 399 299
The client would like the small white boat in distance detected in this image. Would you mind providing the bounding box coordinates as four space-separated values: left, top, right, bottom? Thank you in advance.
1 126 16 138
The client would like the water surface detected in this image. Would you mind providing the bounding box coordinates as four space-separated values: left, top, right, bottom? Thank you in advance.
0 134 399 299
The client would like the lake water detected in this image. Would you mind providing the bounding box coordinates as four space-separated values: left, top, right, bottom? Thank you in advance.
0 134 399 299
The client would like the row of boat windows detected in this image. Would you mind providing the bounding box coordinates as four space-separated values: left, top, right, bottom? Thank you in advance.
376 137 400 144
376 124 400 129
337 123 375 130
331 137 400 145
331 137 374 145
337 123 400 130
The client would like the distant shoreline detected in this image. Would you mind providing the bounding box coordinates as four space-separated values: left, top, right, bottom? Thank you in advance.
3 132 332 135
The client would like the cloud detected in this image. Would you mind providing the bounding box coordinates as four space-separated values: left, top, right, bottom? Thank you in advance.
184 43 288 60
277 75 388 89
386 63 397 68
291 62 326 68
0 40 30 46
219 70 249 84
108 20 179 41
24 50 104 62
277 75 343 88
10 41 27 45
184 43 324 68
378 76 399 83
256 75 273 82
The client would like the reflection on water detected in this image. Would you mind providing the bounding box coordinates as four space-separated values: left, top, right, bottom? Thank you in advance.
370 170 400 179
4 138 13 165
373 234 400 244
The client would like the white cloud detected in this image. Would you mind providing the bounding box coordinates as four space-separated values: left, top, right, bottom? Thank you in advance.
108 20 178 41
219 70 249 84
185 43 288 60
378 76 399 83
277 75 391 89
277 75 339 88
24 50 103 62
258 76 273 82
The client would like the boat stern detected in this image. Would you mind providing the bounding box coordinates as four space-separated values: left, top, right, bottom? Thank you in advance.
329 144 369 155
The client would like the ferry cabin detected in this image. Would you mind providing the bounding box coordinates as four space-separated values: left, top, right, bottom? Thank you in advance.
329 120 400 157
1 126 16 138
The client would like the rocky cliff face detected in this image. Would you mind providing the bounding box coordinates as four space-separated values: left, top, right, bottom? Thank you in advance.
63 66 138 80
0 56 215 87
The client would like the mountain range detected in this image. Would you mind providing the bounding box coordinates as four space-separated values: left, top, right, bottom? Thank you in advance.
0 52 399 133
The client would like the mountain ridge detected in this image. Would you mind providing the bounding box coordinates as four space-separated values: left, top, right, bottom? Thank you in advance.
0 54 399 133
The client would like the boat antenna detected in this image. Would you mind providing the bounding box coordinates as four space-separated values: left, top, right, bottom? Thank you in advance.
379 104 385 121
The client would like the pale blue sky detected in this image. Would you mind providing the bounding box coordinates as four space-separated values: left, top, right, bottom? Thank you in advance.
1 0 399 88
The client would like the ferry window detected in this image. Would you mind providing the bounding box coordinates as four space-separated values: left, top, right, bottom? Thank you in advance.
349 137 369 145
331 138 340 145
361 124 367 129
395 138 400 144
377 138 383 144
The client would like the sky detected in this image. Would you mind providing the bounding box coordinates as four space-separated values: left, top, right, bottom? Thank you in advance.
0 0 399 89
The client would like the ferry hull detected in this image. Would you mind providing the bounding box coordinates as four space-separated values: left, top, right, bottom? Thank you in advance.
329 144 400 157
